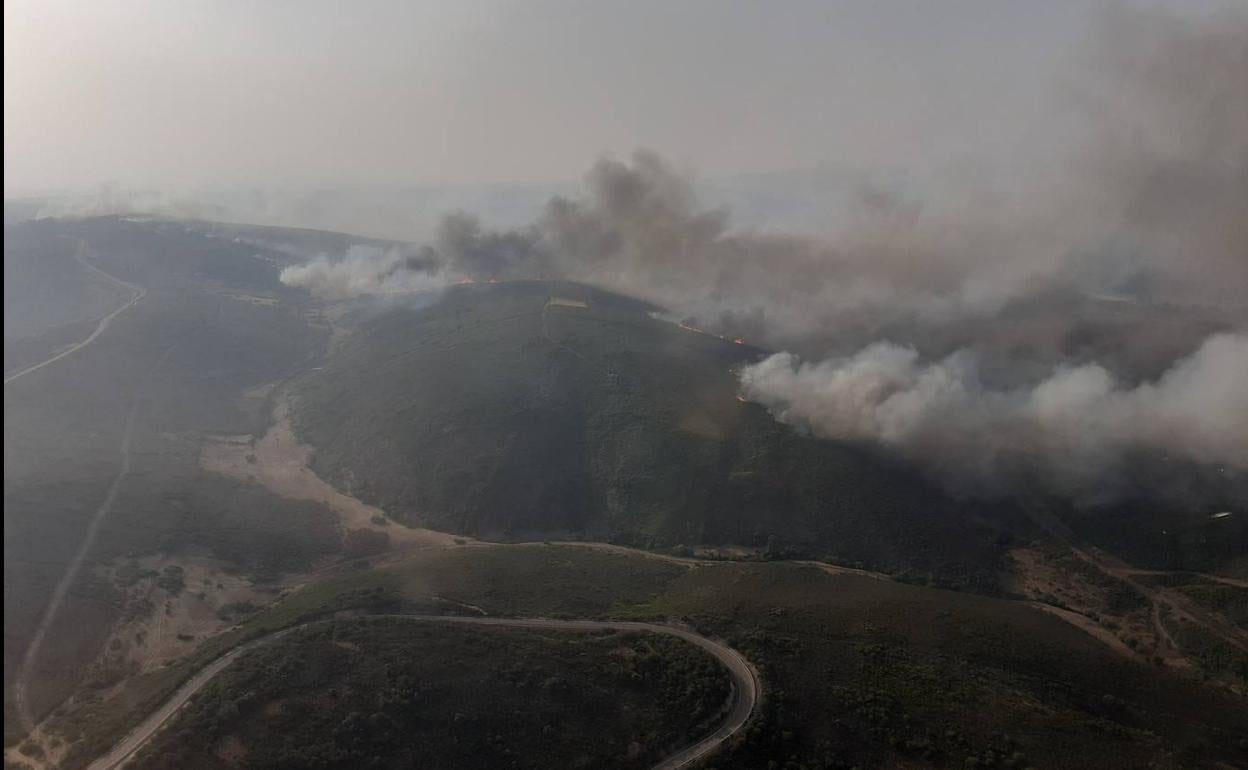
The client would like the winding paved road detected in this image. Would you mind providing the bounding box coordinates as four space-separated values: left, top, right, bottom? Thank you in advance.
4 241 146 386
86 614 758 770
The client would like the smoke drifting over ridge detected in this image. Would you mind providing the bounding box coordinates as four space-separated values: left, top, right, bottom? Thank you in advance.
279 7 1247 498
739 334 1248 497
731 8 1248 497
286 10 1246 327
280 245 460 299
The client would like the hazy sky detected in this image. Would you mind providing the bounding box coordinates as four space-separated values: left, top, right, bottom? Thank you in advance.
2 0 1236 194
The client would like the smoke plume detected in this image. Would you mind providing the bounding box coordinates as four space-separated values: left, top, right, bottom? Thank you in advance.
279 245 459 299
738 333 1248 497
275 7 1246 498
283 7 1246 348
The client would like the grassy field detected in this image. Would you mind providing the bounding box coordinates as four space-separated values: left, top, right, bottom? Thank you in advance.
126 618 731 770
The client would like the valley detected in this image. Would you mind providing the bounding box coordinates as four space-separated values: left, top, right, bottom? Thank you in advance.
4 216 1245 770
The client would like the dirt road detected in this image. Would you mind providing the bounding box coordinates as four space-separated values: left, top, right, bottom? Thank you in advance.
13 402 141 731
4 241 146 386
85 615 758 770
1025 507 1248 657
1123 569 1248 590
14 338 179 732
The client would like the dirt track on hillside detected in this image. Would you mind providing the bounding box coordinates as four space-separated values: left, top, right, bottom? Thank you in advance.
4 241 146 386
13 403 141 732
1025 507 1248 659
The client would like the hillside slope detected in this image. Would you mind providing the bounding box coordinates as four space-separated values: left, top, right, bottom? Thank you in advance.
3 217 340 741
292 281 1004 588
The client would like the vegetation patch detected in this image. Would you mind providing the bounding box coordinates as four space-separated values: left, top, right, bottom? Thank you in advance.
128 618 731 770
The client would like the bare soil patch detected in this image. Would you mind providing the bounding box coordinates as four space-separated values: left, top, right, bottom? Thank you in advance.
201 397 461 550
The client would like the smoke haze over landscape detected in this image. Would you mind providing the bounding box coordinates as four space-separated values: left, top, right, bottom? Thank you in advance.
271 5 1247 321
9 5 1248 767
9 1 1247 499
272 6 1248 498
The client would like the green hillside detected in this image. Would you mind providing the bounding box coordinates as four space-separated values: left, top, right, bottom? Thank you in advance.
292 281 1004 589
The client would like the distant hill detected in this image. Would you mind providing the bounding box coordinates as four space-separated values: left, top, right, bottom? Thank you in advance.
292 280 1005 589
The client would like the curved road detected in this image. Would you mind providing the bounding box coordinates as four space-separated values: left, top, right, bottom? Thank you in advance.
4 241 146 386
87 614 758 770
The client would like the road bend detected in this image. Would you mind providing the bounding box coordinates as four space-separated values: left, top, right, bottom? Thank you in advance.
86 614 759 770
4 241 146 386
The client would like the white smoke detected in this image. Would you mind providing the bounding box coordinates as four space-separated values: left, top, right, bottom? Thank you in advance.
278 245 461 299
738 332 1248 494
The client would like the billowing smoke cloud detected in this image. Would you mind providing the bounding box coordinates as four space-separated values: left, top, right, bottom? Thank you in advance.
738 333 1248 496
279 245 460 299
275 8 1246 498
280 9 1246 348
